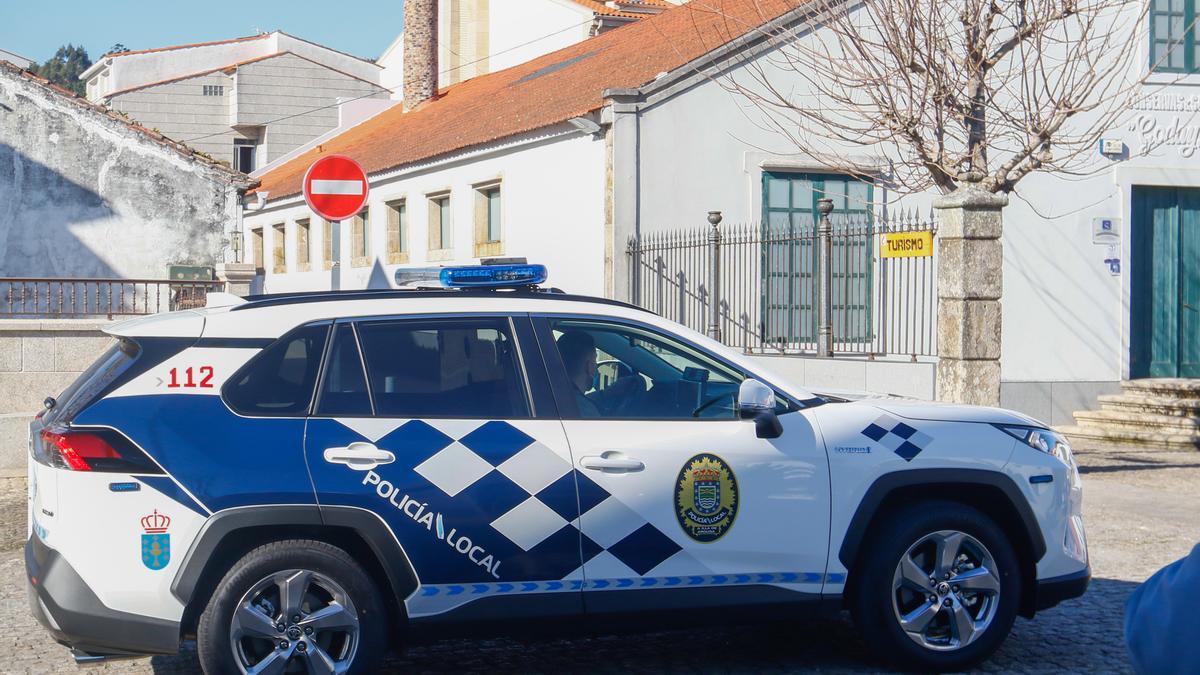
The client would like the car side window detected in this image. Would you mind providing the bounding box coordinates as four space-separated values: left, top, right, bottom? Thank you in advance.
315 324 372 416
354 316 530 419
224 323 329 416
547 318 746 420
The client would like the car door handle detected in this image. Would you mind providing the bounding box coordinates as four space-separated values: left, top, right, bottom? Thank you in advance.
323 442 395 471
580 453 644 472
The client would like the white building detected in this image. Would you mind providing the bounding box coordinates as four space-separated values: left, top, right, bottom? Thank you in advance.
0 49 34 70
378 0 676 98
244 0 1200 426
81 32 388 172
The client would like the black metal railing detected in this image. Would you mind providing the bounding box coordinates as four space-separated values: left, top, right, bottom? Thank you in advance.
0 278 223 319
627 209 938 358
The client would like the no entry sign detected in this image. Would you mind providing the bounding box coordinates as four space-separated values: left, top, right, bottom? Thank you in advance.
303 155 369 222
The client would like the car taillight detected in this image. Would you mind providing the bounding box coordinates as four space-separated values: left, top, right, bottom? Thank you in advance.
38 428 162 474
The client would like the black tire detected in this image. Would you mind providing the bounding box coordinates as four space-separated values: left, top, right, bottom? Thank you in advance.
849 500 1021 672
197 540 387 674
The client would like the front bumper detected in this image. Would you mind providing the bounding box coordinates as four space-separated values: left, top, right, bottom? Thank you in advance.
25 535 180 658
1034 565 1091 611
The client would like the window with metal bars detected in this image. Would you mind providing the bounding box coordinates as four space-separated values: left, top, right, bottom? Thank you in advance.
760 171 874 346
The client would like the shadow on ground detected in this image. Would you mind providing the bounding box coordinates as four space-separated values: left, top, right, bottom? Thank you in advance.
136 578 1136 674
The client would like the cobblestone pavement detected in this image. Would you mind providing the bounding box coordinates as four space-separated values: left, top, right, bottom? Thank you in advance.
1 447 1197 674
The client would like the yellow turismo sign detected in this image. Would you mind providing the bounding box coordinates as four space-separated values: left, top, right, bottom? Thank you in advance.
881 230 934 258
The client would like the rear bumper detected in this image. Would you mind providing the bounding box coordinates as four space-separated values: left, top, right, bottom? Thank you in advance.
1035 565 1090 611
25 535 180 657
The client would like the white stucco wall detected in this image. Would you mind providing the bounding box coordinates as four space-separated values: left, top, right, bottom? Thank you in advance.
85 37 276 100
244 128 607 296
85 33 381 102
486 0 594 73
379 0 594 98
623 5 1200 392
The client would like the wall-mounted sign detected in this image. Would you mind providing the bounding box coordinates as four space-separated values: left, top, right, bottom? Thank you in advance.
1093 217 1121 244
881 231 934 258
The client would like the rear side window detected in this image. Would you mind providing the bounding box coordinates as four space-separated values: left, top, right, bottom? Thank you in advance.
354 317 529 418
44 338 139 425
315 324 372 416
224 324 329 416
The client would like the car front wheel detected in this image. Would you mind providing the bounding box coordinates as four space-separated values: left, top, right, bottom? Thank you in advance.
197 540 387 674
851 500 1021 671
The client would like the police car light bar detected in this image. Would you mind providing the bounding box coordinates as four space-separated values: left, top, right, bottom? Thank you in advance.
394 264 548 289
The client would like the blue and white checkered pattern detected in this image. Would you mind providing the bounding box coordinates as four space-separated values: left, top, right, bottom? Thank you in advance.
409 420 684 578
416 571 848 597
861 415 933 461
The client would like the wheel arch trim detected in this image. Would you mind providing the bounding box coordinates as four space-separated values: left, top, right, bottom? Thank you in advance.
837 469 1047 571
171 504 419 615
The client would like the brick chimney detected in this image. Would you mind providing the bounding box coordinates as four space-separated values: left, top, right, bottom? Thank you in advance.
403 0 438 110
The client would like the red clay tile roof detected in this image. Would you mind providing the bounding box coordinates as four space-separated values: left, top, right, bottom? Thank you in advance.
255 0 797 200
575 0 673 19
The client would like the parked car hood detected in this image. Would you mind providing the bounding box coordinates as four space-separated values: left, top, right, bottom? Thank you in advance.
864 397 1045 427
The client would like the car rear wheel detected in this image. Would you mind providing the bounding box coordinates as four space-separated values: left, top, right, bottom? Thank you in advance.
850 500 1021 672
197 540 387 674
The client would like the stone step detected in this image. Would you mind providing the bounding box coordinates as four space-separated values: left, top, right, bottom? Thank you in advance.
1098 394 1200 417
1056 424 1200 451
1074 409 1200 431
1122 378 1200 397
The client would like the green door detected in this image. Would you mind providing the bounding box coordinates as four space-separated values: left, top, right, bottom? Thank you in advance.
761 172 873 346
1131 186 1200 378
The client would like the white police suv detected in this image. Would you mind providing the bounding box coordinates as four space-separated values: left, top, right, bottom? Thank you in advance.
27 264 1088 673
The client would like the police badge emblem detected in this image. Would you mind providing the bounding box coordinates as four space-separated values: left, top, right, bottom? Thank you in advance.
140 510 171 571
675 453 738 542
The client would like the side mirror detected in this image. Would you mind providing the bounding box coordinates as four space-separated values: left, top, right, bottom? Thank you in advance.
738 379 782 439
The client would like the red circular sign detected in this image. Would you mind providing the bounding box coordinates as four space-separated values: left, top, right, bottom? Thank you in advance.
303 155 369 222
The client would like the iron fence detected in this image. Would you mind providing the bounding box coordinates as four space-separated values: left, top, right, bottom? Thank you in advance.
0 278 224 319
627 207 938 358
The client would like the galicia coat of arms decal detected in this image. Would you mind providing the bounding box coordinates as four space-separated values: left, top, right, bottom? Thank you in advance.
675 453 738 542
140 510 171 570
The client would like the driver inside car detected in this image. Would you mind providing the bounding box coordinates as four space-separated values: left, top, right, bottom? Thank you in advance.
555 331 640 417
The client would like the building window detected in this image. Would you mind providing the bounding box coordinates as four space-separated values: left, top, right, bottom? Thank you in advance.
1150 0 1194 72
251 228 264 273
234 140 256 173
296 219 311 271
203 85 225 96
474 184 503 257
351 209 370 267
271 223 286 274
322 219 334 270
428 193 452 254
761 171 874 345
386 200 408 264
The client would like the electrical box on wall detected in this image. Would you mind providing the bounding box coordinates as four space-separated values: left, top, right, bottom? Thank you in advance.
1092 217 1121 244
1099 138 1124 156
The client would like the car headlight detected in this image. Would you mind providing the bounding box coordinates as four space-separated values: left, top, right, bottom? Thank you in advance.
996 425 1075 467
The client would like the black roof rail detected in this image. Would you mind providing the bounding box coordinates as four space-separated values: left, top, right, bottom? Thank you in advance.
230 286 652 314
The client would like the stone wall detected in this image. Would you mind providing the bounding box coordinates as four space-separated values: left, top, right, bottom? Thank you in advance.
0 62 252 280
0 321 113 471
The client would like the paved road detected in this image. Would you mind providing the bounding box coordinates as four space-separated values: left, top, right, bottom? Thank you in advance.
2 448 1197 674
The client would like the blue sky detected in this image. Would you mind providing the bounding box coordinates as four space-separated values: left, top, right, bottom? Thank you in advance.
1 0 405 64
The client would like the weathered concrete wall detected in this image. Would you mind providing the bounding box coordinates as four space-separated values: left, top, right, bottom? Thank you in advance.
0 320 113 471
0 65 248 279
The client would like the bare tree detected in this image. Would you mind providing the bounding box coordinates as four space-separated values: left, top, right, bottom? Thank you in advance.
712 0 1154 194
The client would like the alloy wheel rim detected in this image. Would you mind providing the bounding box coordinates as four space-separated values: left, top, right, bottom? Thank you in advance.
890 529 1001 652
230 569 360 674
